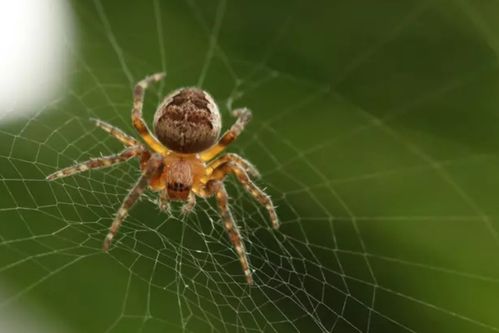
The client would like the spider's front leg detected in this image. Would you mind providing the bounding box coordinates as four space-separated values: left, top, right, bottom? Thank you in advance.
206 153 260 179
46 146 143 181
207 180 253 285
200 108 252 161
103 153 164 251
209 160 279 230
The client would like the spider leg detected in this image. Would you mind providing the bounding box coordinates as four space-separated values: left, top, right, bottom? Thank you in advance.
132 73 169 154
103 153 163 251
207 153 260 179
210 162 279 230
200 108 252 161
181 192 197 215
46 146 143 181
91 118 140 147
207 180 253 285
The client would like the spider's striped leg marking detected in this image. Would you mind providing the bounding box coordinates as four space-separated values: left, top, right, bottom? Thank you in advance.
211 162 279 230
207 153 260 179
132 73 169 154
158 189 170 213
46 146 142 181
103 153 163 252
208 180 253 285
200 108 252 161
181 192 197 215
91 118 140 147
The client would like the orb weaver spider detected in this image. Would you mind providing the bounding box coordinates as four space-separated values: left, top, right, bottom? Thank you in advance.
46 73 279 284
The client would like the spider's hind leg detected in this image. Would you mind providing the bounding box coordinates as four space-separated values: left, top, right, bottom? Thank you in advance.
200 108 252 161
132 73 169 154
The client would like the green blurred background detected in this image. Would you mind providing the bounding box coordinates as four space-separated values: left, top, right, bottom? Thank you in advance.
1 0 499 332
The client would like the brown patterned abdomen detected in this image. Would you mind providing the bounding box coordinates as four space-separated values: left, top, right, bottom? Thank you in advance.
153 88 221 153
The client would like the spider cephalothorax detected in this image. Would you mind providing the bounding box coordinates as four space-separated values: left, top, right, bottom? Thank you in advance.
47 73 278 285
165 157 193 200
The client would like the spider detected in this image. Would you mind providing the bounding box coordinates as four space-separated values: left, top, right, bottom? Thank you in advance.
46 73 278 285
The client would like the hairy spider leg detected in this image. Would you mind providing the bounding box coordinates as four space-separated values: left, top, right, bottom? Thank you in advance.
209 161 279 230
132 72 169 155
91 118 140 147
103 153 163 251
200 108 252 161
207 180 254 285
206 153 260 179
46 146 143 181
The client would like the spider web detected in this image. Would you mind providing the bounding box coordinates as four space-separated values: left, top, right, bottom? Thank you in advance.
1 0 499 332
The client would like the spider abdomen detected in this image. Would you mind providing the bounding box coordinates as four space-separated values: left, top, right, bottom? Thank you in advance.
153 88 221 154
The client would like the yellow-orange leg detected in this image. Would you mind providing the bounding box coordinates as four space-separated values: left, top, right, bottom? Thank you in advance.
91 118 140 147
206 153 260 179
103 154 163 251
200 108 252 161
132 73 169 154
208 180 253 285
210 162 279 230
46 146 142 181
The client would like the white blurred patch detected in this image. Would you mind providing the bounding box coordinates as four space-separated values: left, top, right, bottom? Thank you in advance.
0 283 73 333
0 0 74 121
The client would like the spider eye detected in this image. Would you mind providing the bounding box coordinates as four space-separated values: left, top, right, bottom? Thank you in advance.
167 182 191 200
